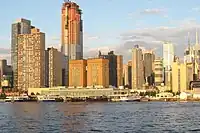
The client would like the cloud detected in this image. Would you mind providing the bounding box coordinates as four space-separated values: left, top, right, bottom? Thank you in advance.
0 48 10 54
46 36 61 50
0 36 9 41
191 7 200 12
51 36 60 41
84 33 99 41
84 19 200 63
140 8 166 15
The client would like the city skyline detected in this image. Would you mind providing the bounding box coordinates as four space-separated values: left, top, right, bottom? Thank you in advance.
2 1 200 63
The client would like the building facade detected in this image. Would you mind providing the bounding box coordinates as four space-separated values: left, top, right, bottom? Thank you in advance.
132 45 144 89
99 51 122 87
87 58 109 88
172 61 187 93
123 64 128 87
99 51 117 87
0 60 13 89
117 55 123 87
163 41 174 71
184 31 200 80
153 58 163 86
17 27 45 91
45 47 62 87
163 41 174 89
69 60 87 88
143 50 155 85
61 0 83 60
11 18 31 90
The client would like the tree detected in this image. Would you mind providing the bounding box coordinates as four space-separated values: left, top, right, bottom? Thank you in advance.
0 93 6 99
139 92 145 96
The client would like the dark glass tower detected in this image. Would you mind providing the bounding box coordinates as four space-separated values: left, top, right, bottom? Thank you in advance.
11 18 31 90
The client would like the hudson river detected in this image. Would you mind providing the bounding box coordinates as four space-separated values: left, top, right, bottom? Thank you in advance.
0 102 200 133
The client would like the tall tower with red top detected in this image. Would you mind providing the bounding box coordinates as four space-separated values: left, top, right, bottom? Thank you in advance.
61 0 83 60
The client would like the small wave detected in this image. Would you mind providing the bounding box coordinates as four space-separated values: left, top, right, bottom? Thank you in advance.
189 129 200 132
90 129 103 132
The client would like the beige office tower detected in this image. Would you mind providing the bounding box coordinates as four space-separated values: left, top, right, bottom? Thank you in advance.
17 27 45 91
45 47 62 87
172 60 187 93
153 58 163 86
117 55 123 87
132 45 144 89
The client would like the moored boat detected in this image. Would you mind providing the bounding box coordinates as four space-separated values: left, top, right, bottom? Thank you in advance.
120 95 140 102
37 95 56 102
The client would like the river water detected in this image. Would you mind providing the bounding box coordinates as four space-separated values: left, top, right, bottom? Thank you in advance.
0 102 200 133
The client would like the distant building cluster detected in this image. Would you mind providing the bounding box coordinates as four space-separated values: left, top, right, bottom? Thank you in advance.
0 0 200 95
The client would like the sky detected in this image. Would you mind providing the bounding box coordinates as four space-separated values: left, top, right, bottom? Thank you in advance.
1 0 200 63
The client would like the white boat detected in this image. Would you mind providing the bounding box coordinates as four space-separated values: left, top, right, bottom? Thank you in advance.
120 95 141 102
37 95 56 102
5 96 24 102
5 96 13 102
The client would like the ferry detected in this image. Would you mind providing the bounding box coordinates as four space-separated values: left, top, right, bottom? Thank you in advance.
37 95 56 102
119 95 141 102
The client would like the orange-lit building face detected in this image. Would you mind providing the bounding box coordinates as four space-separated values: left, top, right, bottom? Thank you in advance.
117 55 123 87
69 60 87 87
61 1 83 60
87 59 109 88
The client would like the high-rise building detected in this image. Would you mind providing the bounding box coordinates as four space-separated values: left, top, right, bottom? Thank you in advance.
123 61 132 89
163 41 174 90
17 27 45 91
45 47 62 87
117 55 123 87
11 18 31 90
172 60 187 93
143 50 155 85
163 41 174 71
153 57 163 86
69 60 87 88
132 45 144 89
184 30 200 80
99 51 122 87
87 58 109 88
61 0 83 60
61 1 83 87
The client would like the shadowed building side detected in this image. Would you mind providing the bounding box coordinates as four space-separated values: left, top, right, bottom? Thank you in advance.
45 47 62 87
117 55 123 87
99 51 117 87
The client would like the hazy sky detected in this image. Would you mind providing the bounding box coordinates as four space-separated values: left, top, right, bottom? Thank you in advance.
1 0 200 63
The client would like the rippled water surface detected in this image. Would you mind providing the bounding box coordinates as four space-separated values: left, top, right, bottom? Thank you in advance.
0 102 200 133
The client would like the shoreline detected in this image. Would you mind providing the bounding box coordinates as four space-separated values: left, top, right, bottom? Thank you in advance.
1 98 200 103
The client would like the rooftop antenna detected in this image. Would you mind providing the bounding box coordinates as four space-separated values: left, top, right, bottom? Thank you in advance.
188 32 191 54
